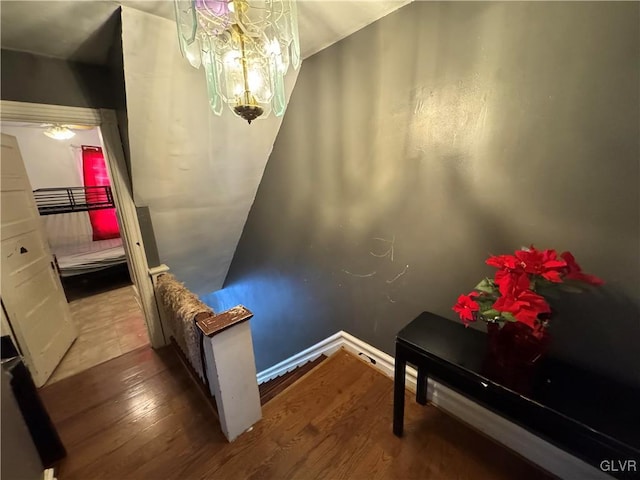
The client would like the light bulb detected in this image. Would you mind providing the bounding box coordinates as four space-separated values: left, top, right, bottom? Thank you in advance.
247 70 263 91
43 126 75 140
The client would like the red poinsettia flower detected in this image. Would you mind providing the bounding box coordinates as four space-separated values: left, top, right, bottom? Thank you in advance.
514 246 566 283
494 268 530 292
452 292 479 325
560 252 604 286
486 254 520 270
493 272 551 329
454 247 602 332
494 288 551 329
495 268 530 294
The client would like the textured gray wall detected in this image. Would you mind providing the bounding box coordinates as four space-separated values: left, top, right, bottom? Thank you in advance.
206 1 639 384
105 10 161 268
120 7 298 295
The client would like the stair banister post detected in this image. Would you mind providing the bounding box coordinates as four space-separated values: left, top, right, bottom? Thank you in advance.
197 306 262 442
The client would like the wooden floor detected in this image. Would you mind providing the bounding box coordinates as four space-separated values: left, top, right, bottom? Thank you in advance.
39 347 551 480
259 355 327 405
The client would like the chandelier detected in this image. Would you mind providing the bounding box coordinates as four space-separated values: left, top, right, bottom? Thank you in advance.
174 0 300 124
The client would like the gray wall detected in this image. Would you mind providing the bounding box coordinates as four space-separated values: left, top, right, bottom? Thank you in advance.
1 34 162 267
207 1 640 385
120 7 298 294
1 49 115 109
104 10 161 268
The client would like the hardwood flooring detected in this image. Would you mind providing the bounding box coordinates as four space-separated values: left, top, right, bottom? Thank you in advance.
39 347 552 480
259 355 327 405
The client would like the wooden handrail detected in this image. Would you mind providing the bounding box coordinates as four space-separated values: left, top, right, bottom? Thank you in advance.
196 306 253 337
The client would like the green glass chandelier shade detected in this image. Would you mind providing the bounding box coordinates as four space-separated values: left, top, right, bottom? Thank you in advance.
174 0 300 124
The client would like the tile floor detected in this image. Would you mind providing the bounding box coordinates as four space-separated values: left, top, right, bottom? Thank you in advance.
46 285 149 385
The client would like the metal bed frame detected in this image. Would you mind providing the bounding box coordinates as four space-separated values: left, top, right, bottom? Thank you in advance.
33 186 115 216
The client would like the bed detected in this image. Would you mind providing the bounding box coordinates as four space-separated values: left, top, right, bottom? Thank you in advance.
52 238 126 277
33 185 127 277
33 186 115 215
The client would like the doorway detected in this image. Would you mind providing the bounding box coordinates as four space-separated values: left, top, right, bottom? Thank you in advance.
1 101 167 388
1 121 149 383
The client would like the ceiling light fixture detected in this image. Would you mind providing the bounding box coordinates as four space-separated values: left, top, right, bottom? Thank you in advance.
174 0 300 124
43 125 76 140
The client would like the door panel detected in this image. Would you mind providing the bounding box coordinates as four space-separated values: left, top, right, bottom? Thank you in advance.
2 229 49 279
1 183 37 239
1 133 77 386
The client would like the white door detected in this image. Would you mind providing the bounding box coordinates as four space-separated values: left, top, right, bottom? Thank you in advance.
1 133 77 387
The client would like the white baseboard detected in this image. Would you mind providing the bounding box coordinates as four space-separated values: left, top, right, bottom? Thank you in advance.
256 331 343 384
256 330 611 480
427 380 610 479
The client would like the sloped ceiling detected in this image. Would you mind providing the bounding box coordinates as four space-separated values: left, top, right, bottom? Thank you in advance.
1 1 410 64
1 0 411 295
0 1 120 64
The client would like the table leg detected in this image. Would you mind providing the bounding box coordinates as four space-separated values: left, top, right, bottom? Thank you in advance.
393 345 406 437
416 368 427 405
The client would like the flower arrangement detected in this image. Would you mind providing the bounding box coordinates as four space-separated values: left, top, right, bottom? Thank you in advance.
453 246 603 336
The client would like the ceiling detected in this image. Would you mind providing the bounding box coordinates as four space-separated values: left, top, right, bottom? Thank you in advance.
0 0 411 296
0 0 411 65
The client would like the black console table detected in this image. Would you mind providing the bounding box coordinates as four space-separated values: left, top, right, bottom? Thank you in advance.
393 312 640 479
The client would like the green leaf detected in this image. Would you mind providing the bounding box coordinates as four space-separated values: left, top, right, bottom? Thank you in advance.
501 311 518 322
481 308 501 319
475 278 497 294
476 298 494 309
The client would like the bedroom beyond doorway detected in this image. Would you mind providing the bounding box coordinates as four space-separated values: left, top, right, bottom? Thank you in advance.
0 121 149 384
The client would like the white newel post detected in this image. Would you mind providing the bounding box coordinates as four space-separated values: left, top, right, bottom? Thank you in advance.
199 311 262 442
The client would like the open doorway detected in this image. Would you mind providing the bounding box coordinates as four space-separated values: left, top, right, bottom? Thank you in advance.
1 121 149 384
